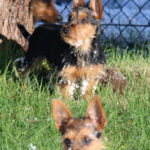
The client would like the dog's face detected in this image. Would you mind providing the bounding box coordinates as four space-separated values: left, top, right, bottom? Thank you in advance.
32 0 62 23
52 96 107 150
61 118 105 150
61 0 103 55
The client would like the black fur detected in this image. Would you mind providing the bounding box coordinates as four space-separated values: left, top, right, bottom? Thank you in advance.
71 7 99 25
17 23 30 40
18 23 105 73
23 24 76 72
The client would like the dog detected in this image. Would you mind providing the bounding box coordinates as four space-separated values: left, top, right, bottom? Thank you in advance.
14 0 106 98
30 0 62 23
52 96 107 150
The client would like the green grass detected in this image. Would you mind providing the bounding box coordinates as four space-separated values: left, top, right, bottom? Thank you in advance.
0 44 150 150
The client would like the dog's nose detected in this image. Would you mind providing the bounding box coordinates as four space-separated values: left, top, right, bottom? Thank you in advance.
63 27 69 34
56 15 62 22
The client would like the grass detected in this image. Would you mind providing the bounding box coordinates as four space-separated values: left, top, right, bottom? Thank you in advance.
0 43 150 150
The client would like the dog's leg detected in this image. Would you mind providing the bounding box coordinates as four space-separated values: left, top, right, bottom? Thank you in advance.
14 56 44 78
81 79 98 98
58 81 76 98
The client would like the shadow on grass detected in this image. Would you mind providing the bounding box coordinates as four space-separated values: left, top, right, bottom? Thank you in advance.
0 34 54 91
0 34 24 73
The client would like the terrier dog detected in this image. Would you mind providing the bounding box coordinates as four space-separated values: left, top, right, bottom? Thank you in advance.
14 0 106 98
31 0 62 23
52 96 107 150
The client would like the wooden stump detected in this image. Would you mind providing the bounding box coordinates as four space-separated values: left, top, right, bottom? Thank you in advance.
0 0 33 49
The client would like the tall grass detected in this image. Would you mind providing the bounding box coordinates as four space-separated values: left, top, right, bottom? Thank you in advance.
0 44 150 150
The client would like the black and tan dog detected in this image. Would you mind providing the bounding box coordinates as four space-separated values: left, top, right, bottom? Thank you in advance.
52 96 107 150
14 0 106 98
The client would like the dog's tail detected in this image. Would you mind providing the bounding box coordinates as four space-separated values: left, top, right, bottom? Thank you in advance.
17 23 30 40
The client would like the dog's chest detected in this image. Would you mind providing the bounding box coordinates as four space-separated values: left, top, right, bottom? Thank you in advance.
59 43 105 81
58 64 105 97
59 64 104 81
56 42 105 97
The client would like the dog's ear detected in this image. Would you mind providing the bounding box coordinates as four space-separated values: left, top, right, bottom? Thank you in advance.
89 0 103 19
52 100 72 133
85 96 106 131
72 0 84 9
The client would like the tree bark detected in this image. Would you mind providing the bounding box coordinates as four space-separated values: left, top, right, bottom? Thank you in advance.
0 0 33 50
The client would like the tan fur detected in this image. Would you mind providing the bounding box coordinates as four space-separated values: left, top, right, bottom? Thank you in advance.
59 0 104 98
58 64 105 97
52 100 72 132
72 0 84 8
31 0 60 23
62 119 105 150
61 0 103 55
89 0 103 19
61 12 97 55
60 64 104 81
58 83 75 98
52 96 107 150
82 80 98 98
85 96 107 130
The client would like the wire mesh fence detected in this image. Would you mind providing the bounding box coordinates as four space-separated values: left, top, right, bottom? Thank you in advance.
100 0 150 47
55 0 150 47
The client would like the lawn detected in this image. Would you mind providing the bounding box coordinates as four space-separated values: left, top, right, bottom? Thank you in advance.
0 43 150 150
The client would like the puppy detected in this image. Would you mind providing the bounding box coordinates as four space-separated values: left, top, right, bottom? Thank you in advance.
15 0 106 99
52 96 107 150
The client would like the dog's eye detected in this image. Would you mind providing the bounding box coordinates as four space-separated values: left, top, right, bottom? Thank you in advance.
81 18 87 24
82 137 91 145
64 138 72 148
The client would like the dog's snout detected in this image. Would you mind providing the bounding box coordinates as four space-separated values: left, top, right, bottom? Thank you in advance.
63 27 69 34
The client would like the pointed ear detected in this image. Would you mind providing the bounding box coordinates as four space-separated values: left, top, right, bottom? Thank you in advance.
85 96 106 131
72 0 84 9
52 100 72 133
89 0 103 19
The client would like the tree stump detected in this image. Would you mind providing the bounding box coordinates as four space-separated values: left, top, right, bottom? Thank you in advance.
0 0 33 50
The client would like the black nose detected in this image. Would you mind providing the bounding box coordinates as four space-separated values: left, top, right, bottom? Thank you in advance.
63 27 69 34
56 15 62 22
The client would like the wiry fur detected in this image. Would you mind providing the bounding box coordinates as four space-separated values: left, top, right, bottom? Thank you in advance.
52 96 107 150
15 0 105 99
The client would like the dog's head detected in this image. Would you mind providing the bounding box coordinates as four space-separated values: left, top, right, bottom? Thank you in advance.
32 0 62 23
61 0 103 55
52 96 107 150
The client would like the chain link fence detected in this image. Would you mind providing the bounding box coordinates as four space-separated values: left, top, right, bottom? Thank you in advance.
100 0 150 47
55 0 150 47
